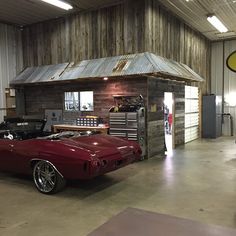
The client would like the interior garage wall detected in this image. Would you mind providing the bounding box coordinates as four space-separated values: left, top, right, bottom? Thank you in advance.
21 0 211 93
22 0 145 66
211 39 236 135
145 0 210 95
0 23 23 122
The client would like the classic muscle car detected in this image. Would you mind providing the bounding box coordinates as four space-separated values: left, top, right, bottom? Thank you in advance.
0 117 142 194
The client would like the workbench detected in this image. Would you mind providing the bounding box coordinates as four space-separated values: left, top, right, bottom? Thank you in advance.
53 124 109 135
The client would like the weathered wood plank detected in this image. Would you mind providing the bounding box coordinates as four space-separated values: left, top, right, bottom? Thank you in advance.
21 0 210 90
24 78 148 122
147 77 185 155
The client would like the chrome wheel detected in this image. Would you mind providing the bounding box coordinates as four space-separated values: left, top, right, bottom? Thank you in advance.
33 161 58 193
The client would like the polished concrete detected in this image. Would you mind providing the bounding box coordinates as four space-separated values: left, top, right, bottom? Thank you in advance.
0 137 236 236
88 208 236 236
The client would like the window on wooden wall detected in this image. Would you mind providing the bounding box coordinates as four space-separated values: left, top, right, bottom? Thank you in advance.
64 91 94 112
80 91 94 111
65 92 79 111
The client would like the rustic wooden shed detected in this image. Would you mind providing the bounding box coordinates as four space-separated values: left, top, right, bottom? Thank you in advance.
11 52 204 157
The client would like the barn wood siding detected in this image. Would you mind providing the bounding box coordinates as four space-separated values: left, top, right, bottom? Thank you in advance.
147 78 185 157
24 78 147 123
21 0 210 93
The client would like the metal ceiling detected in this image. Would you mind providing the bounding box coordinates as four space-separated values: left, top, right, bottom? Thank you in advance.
159 0 236 41
0 0 122 26
11 52 204 86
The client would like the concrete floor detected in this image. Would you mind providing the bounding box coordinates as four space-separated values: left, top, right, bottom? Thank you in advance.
0 137 236 236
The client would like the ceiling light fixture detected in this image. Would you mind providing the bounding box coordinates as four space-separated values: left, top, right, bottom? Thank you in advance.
207 15 228 33
40 0 73 10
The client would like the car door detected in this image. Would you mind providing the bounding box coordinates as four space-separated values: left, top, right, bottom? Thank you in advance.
0 132 19 172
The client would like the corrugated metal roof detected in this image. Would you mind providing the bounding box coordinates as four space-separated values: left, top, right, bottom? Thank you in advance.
11 52 204 85
59 52 205 82
12 63 70 85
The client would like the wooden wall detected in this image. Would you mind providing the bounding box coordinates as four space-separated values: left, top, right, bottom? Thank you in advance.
24 78 147 123
147 78 185 156
145 0 211 94
23 76 186 157
21 0 211 93
22 0 145 66
0 23 23 122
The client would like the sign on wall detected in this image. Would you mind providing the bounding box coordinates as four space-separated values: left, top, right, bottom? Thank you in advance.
226 50 236 73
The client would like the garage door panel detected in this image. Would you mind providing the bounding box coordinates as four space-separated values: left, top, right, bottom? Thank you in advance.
185 113 199 128
185 127 199 143
185 99 199 113
185 86 198 99
185 86 199 143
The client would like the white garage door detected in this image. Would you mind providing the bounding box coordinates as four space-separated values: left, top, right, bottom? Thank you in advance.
185 86 199 143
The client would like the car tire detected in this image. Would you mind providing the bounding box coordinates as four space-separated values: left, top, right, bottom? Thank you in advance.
33 160 66 194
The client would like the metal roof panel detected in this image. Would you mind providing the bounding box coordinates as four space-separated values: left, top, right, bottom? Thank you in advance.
11 53 205 85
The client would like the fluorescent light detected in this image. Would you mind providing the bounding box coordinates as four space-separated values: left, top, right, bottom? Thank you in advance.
40 0 73 10
207 15 228 33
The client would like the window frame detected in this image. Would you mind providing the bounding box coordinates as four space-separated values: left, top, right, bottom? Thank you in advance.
64 91 94 112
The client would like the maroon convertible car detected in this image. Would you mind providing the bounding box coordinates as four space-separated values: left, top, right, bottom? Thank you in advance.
0 118 142 194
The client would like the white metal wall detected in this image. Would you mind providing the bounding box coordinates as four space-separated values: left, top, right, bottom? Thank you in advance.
185 86 199 143
0 23 23 122
211 40 236 136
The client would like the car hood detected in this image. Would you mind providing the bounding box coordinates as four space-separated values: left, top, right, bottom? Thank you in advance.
61 134 134 158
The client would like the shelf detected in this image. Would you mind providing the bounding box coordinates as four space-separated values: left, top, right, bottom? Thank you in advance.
53 124 109 135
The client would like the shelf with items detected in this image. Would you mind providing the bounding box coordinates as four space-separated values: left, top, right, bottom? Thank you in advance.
53 124 109 135
5 88 16 117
